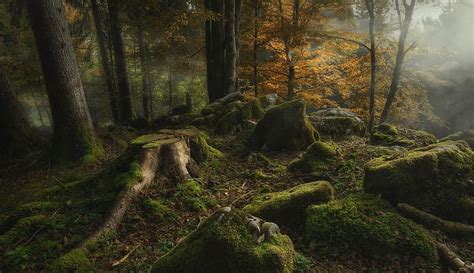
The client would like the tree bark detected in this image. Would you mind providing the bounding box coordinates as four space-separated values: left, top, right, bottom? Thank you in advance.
107 0 134 123
223 0 237 95
210 0 225 102
366 0 377 133
91 0 120 124
380 0 416 123
253 0 259 97
26 0 101 162
137 22 152 121
0 62 33 161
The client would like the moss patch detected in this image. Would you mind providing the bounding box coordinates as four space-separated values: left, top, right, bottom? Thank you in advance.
442 130 474 149
251 100 318 151
371 124 437 148
174 179 215 212
243 181 334 229
305 194 438 265
151 209 296 273
288 141 340 175
364 140 474 224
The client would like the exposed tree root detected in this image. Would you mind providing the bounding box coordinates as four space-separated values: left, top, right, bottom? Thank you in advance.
397 203 474 238
58 129 213 261
436 243 474 272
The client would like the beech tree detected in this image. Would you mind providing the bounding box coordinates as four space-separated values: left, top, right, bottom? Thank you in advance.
26 0 102 161
380 0 416 123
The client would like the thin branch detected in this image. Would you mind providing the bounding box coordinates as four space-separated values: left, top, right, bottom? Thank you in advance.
316 33 371 52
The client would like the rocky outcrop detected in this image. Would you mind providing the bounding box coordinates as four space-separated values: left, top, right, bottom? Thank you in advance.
151 208 296 273
309 107 365 137
288 141 340 176
370 123 437 148
364 140 474 224
243 181 334 229
251 100 318 151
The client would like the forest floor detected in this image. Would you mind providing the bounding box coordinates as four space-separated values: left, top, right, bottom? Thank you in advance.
0 128 473 272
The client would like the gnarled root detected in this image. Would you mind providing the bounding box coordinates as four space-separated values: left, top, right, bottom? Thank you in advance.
397 203 474 238
436 243 474 272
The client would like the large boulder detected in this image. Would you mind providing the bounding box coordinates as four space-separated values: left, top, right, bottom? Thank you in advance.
151 208 296 273
364 140 474 224
309 108 365 137
251 100 318 151
288 141 340 176
370 124 437 148
442 130 474 149
305 194 438 264
243 181 334 229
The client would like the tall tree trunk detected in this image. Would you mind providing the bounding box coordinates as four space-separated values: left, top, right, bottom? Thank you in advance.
138 22 151 121
287 0 299 99
366 0 377 133
223 0 237 95
253 0 259 97
205 0 225 102
380 0 416 123
26 0 101 162
234 0 242 93
204 0 214 103
288 65 295 98
91 0 119 123
0 62 33 161
107 0 134 123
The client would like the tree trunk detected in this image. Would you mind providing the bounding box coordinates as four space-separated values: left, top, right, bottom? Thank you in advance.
168 66 173 114
223 0 237 95
138 22 151 121
205 0 225 102
253 0 259 97
234 0 242 93
0 62 33 161
91 0 120 124
366 0 376 133
380 0 416 123
288 65 295 99
107 0 134 123
26 0 101 162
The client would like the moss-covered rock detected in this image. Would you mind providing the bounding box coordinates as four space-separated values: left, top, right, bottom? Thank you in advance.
309 108 365 137
371 124 437 148
191 114 217 128
364 140 474 224
241 97 267 121
251 100 318 151
442 130 474 149
305 194 438 264
243 181 334 229
189 132 223 163
151 208 296 273
288 141 340 175
215 110 242 134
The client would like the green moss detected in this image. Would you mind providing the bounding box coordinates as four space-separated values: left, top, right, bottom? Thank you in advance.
364 140 474 224
215 110 241 134
241 98 266 121
189 132 223 163
0 215 48 247
151 209 296 273
311 116 365 138
48 248 93 273
243 181 334 229
293 253 312 273
81 143 105 164
175 179 214 212
442 130 474 149
132 133 174 146
288 141 340 175
191 114 217 128
144 199 177 222
305 194 438 264
113 161 142 190
371 124 437 148
251 100 318 151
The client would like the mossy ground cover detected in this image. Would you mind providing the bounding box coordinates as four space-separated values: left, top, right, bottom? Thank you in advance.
1 129 473 271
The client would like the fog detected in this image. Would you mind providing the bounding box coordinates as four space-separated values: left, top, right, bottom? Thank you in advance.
410 0 474 132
